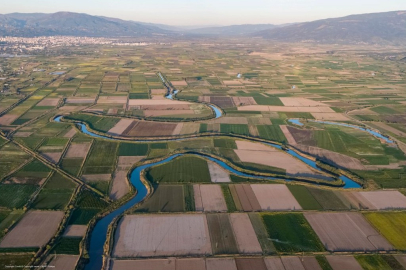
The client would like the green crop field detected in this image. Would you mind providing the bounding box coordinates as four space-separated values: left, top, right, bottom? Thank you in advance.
307 188 350 210
287 185 323 210
355 255 393 270
118 143 148 156
257 125 287 143
83 140 118 174
68 208 100 225
52 237 81 255
0 254 33 269
364 212 406 250
214 138 237 149
61 158 84 176
221 185 236 212
76 190 108 209
248 213 276 254
136 185 185 212
220 124 250 136
261 213 324 252
146 155 211 183
0 184 38 209
207 213 239 254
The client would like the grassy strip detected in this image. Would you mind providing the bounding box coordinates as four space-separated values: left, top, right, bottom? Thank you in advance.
248 213 276 254
184 184 195 212
221 185 236 212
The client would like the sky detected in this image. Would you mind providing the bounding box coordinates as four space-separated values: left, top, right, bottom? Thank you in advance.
2 0 406 26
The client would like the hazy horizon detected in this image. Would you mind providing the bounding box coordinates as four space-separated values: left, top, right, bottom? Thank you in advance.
2 0 406 26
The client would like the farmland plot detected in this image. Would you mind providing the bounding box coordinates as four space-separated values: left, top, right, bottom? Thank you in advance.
194 185 227 212
250 184 302 211
343 191 406 210
304 212 393 252
326 256 363 270
206 258 237 270
229 213 262 254
0 211 64 248
112 214 212 257
206 214 238 254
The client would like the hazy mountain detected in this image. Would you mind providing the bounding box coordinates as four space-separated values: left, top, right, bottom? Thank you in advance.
188 24 279 36
253 11 406 44
0 12 171 37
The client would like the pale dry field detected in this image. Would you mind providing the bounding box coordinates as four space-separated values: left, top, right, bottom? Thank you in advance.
301 257 323 270
108 119 134 136
46 255 79 270
0 211 64 248
63 128 77 138
97 96 127 104
209 117 249 125
42 152 63 163
206 258 237 270
264 257 285 270
238 106 334 113
304 212 393 252
250 184 302 211
326 256 363 270
171 123 184 135
179 123 200 135
63 225 87 237
279 97 329 107
354 191 406 210
37 98 60 106
396 256 406 269
0 114 18 125
279 125 297 145
110 170 130 200
311 112 350 121
110 259 175 270
65 98 95 104
14 132 33 137
177 258 206 270
229 213 262 254
194 185 204 211
128 99 191 106
117 156 145 169
280 257 306 270
232 97 257 106
208 162 231 183
151 89 167 95
234 141 318 176
194 184 227 212
65 142 91 158
113 214 212 257
171 80 188 86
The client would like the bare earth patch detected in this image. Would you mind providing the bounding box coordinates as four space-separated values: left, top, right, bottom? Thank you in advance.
117 156 145 169
347 191 406 210
63 225 87 237
65 142 91 158
194 185 227 212
0 114 19 125
208 162 231 183
0 211 64 248
233 184 261 212
82 174 111 182
326 256 363 270
177 258 206 270
108 119 134 136
110 259 175 270
37 98 60 107
110 170 130 201
42 152 63 163
63 128 77 138
229 213 262 254
235 141 320 177
206 258 237 270
171 80 188 86
238 106 334 113
311 112 350 121
280 125 297 145
280 256 306 270
46 255 79 270
250 184 302 211
304 212 393 252
65 98 96 104
279 97 329 107
112 214 212 257
14 132 33 137
264 257 286 270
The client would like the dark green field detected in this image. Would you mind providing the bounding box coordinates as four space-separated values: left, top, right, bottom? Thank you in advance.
146 156 211 183
261 213 324 253
136 185 185 212
287 185 323 210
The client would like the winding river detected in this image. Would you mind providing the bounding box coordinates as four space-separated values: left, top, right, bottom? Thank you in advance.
288 119 394 143
53 95 369 269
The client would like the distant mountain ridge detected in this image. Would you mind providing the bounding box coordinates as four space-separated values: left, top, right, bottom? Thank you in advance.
252 10 406 44
0 12 170 37
186 24 280 36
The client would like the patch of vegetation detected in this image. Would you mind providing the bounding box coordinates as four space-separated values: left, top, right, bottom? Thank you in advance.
355 255 392 270
118 143 149 156
136 185 184 212
257 125 287 143
221 185 236 212
52 237 81 255
0 254 33 269
287 185 323 210
214 138 237 149
0 184 37 208
315 256 333 270
184 184 195 212
68 208 100 225
220 124 250 136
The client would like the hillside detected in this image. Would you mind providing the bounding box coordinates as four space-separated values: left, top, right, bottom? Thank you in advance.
253 11 406 44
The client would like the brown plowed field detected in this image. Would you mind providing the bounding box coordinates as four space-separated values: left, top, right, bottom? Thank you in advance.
210 96 235 108
117 156 145 169
311 113 350 121
234 184 261 212
206 258 237 270
108 119 134 136
37 98 60 106
124 121 178 137
279 97 329 107
250 184 302 211
176 258 206 270
0 114 19 125
197 185 227 212
65 98 95 104
395 256 406 269
229 213 262 254
235 258 267 270
194 185 204 211
113 214 212 257
110 259 175 270
264 257 285 270
238 106 334 113
301 256 323 270
42 152 63 163
345 191 406 210
63 225 87 237
304 212 394 252
0 211 64 248
65 142 91 158
46 255 79 270
326 256 363 270
206 214 238 254
286 127 315 146
82 174 111 182
110 170 130 200
279 125 297 145
63 128 77 138
232 97 257 106
280 257 306 270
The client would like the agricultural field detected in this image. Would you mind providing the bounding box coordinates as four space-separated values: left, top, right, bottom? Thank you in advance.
1 40 406 269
